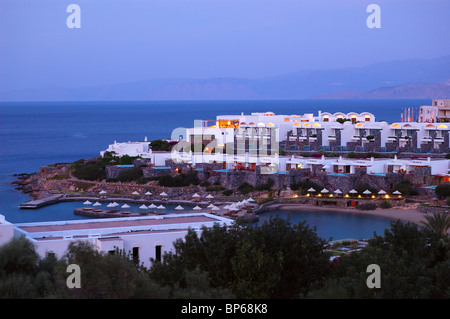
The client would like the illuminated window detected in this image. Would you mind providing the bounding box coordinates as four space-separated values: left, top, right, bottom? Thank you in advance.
218 119 240 128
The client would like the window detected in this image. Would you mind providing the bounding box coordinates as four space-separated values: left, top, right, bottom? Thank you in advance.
155 245 162 262
132 247 139 263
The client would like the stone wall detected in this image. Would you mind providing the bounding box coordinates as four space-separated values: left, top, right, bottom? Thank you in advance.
105 165 136 179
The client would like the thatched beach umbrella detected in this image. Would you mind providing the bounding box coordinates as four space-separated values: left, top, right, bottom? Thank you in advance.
132 191 140 195
148 203 157 209
206 194 214 199
193 205 202 210
192 193 200 198
175 205 184 211
93 202 102 207
145 191 152 196
393 190 402 197
83 200 92 206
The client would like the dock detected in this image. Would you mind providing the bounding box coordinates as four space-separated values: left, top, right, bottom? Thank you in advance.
19 194 64 209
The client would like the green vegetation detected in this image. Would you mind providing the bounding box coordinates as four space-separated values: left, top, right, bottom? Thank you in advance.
356 202 377 210
237 182 254 195
435 183 450 199
420 212 450 236
379 200 392 209
392 180 419 196
72 159 106 181
149 217 329 299
255 178 274 191
150 140 172 152
157 173 199 187
222 189 233 196
290 180 321 195
1 217 449 299
308 221 450 298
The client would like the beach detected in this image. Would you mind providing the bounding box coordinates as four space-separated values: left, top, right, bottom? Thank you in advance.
275 204 429 225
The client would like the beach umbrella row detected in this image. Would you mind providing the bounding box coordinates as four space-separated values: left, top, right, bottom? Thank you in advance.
307 188 401 197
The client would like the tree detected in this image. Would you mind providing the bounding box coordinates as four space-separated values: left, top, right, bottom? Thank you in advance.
149 217 329 298
0 237 58 298
116 167 143 182
150 140 172 151
435 183 450 199
55 241 169 299
72 160 106 181
308 221 450 299
421 212 450 236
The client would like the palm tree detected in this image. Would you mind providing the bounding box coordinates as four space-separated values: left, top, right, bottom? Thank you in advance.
421 212 450 236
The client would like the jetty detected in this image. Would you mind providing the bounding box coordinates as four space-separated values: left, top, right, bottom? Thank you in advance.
19 194 64 209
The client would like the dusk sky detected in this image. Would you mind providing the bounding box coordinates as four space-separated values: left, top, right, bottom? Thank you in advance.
1 0 449 92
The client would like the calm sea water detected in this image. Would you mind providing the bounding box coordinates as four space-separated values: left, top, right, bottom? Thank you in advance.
258 209 391 241
0 100 425 237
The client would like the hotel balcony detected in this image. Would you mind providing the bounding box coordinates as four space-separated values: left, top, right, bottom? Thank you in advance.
387 136 397 142
327 135 336 141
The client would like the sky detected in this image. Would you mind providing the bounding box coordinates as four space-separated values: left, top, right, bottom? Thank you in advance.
0 0 449 92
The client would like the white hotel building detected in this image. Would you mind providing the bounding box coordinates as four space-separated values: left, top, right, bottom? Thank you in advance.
98 109 450 180
185 110 450 154
2 213 234 269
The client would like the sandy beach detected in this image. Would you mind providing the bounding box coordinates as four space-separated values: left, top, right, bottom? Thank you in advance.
274 204 429 225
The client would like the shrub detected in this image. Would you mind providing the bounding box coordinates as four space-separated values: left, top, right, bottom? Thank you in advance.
357 202 377 210
256 178 274 191
222 189 233 196
238 182 254 195
392 180 413 196
379 200 392 209
72 161 106 181
116 168 143 182
158 174 199 187
435 183 450 199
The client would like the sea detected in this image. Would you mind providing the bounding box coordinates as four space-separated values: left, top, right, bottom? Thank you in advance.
0 99 428 239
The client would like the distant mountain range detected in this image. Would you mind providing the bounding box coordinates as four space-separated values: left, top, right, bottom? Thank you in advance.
1 55 449 101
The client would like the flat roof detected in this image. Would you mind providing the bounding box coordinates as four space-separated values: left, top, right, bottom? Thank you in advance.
18 215 216 233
